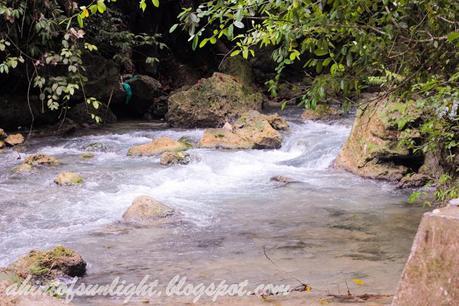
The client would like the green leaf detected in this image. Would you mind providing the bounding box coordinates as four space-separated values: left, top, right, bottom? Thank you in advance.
97 0 107 13
191 35 199 50
234 21 244 29
152 0 160 8
139 0 147 11
169 24 178 33
314 49 328 56
199 38 209 48
77 15 83 28
230 49 241 57
447 32 459 42
242 47 249 59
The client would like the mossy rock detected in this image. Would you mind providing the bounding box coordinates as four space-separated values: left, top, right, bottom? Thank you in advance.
7 246 86 284
335 95 423 182
54 172 84 186
166 72 263 128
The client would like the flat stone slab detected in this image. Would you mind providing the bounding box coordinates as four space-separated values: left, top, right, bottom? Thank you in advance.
392 206 459 305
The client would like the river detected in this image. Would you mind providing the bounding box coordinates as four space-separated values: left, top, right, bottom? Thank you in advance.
0 112 425 304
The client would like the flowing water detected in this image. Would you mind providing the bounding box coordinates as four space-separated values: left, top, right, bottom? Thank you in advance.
0 113 426 304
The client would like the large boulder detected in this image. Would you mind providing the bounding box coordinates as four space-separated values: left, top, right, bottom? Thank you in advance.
199 111 286 150
392 207 459 305
54 172 83 186
166 73 263 128
6 246 86 284
335 96 424 182
122 196 174 224
219 56 254 87
128 137 190 157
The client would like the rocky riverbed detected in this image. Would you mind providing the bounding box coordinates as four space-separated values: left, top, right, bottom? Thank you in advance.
0 111 426 304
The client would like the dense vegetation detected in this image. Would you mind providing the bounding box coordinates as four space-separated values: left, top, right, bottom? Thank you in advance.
1 0 458 202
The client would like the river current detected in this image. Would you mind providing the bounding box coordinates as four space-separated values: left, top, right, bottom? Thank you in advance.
0 113 425 304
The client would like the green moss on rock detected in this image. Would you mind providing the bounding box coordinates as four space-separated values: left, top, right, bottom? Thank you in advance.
166 73 263 128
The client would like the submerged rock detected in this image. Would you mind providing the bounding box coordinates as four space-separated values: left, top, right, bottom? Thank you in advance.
12 163 33 174
270 176 297 184
0 141 4 149
5 133 24 146
392 207 459 305
122 196 174 224
199 111 287 150
166 72 263 128
54 172 83 186
80 152 95 160
83 142 109 152
128 137 190 157
6 246 86 283
335 96 424 182
160 151 191 166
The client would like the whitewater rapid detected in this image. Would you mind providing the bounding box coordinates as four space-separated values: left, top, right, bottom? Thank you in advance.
0 115 425 300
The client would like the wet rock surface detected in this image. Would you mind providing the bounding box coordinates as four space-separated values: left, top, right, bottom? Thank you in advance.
5 246 86 284
24 154 60 167
54 172 84 186
122 196 174 224
5 134 24 146
199 111 287 150
160 151 191 166
128 136 191 157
